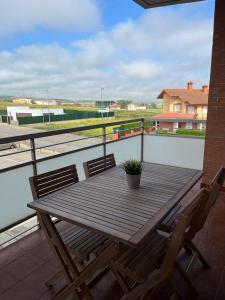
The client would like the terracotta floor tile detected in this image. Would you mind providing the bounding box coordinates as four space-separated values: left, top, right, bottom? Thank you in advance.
0 281 40 300
6 252 45 281
0 243 27 269
0 267 19 295
23 261 59 296
17 230 46 251
29 241 54 262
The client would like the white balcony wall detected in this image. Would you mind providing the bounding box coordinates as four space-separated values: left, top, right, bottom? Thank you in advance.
0 134 204 231
143 135 204 170
106 136 141 164
0 166 34 230
38 145 103 181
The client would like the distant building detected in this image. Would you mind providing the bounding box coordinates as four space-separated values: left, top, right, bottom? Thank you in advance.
109 103 121 110
95 101 115 109
127 104 136 111
138 106 147 110
151 82 208 130
34 99 62 106
127 104 147 111
7 106 64 121
12 98 33 104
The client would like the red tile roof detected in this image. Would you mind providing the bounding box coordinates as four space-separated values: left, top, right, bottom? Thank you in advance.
158 89 208 105
153 112 196 120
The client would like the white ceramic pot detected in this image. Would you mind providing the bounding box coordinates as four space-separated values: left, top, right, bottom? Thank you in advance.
126 173 141 189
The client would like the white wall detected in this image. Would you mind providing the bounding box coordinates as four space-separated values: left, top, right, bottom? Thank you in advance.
106 136 141 164
0 166 34 230
143 134 204 170
7 106 64 121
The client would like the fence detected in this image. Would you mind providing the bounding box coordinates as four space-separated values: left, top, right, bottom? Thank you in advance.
17 111 114 125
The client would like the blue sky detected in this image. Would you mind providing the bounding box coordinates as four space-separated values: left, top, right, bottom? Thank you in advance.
0 0 214 101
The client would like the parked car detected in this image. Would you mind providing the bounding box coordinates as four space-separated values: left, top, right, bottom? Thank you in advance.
0 143 16 151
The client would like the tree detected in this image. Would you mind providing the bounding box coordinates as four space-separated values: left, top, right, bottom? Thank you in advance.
117 100 132 109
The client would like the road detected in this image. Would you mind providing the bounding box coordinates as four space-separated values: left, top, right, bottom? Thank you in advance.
0 124 102 169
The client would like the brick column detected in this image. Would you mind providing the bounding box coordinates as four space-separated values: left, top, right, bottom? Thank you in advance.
203 0 225 185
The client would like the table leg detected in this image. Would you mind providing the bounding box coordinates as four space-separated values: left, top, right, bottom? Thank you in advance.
53 242 124 300
38 212 93 300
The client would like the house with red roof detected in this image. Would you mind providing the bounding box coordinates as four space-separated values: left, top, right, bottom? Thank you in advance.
151 82 208 131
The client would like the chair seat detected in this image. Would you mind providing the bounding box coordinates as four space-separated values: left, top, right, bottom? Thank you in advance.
61 225 108 260
158 205 181 231
112 232 167 283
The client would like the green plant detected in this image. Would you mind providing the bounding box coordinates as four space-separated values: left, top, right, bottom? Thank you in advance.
122 159 142 175
156 128 169 134
175 129 205 137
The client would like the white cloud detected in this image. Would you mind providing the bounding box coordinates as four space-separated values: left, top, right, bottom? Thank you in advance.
0 0 101 37
0 5 213 101
119 60 162 80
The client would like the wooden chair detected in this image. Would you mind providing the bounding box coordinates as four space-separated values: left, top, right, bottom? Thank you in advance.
29 165 108 286
83 153 116 178
184 167 225 272
159 166 225 233
111 189 208 300
159 166 225 272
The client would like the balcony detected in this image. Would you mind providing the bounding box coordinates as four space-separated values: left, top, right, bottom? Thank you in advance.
0 118 224 299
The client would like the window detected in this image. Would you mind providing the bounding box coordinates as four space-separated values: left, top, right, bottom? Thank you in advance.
203 106 208 114
174 104 181 112
187 106 195 114
186 122 193 129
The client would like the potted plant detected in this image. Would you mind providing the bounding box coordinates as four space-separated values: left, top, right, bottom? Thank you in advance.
122 159 143 189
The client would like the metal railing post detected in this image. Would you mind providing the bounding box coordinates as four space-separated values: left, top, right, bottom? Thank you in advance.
102 126 106 156
30 138 37 176
141 118 144 162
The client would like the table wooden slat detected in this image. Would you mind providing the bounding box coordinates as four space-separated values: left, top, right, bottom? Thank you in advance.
28 163 202 246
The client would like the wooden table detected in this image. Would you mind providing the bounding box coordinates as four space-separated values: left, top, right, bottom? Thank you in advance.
27 163 202 299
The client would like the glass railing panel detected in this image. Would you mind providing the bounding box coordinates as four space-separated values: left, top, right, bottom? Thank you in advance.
37 145 104 181
0 165 34 230
106 136 142 164
143 135 204 170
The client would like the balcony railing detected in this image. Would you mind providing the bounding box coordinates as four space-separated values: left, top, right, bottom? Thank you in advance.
0 118 205 240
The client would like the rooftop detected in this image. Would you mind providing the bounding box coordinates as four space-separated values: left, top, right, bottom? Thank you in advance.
151 112 197 120
158 82 209 105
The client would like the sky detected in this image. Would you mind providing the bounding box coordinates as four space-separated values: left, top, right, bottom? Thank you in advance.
0 0 215 102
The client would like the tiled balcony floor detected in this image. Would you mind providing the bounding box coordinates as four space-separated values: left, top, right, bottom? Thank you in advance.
0 191 225 300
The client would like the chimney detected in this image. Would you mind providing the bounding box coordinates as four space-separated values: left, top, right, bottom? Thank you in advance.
202 85 209 93
187 82 193 91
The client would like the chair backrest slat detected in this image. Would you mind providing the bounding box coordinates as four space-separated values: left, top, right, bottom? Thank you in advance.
83 154 116 178
211 166 225 187
160 189 208 276
29 164 79 200
186 167 225 241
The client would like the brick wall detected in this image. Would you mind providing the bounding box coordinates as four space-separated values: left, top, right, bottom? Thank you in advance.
203 0 225 185
159 122 174 129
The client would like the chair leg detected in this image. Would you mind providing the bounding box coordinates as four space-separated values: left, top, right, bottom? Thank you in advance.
185 252 198 273
45 270 62 287
183 244 193 256
110 264 130 293
175 261 198 297
166 275 182 300
140 289 154 300
188 241 210 269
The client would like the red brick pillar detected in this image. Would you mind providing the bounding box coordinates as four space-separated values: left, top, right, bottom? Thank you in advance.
203 0 225 185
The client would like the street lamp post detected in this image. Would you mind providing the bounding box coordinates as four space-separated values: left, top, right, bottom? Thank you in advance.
46 89 50 130
100 87 104 119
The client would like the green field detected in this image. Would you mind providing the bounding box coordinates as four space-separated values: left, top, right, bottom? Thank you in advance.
33 118 125 139
25 106 161 137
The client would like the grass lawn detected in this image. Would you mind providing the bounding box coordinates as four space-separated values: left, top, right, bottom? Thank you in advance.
27 107 161 138
32 118 126 139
